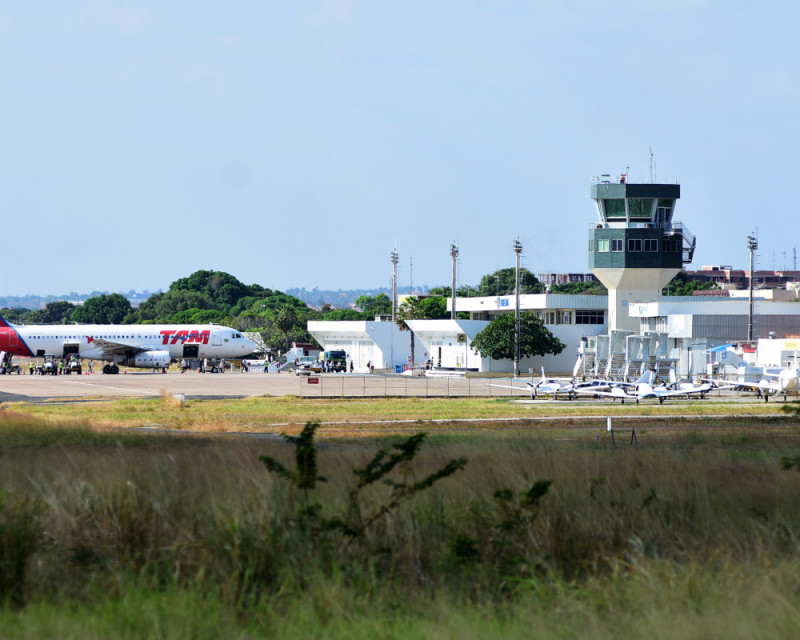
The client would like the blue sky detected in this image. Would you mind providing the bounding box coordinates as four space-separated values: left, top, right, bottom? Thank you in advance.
1 1 798 297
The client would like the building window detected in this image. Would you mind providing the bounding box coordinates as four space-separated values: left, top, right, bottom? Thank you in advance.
588 239 593 252
575 310 605 324
644 239 658 252
628 239 642 252
628 198 654 219
603 199 626 219
611 239 623 252
597 239 610 252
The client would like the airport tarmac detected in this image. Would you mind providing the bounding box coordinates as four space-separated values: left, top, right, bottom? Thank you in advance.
0 371 504 403
0 370 768 405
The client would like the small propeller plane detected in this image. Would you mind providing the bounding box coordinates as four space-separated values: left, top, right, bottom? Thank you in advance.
702 367 800 402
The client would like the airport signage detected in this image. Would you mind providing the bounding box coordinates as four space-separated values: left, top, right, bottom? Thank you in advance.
307 377 319 384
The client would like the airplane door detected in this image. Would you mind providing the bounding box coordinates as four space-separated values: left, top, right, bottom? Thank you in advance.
211 329 222 346
8 330 18 349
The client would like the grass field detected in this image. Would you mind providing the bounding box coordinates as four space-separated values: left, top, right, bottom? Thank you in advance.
0 397 799 637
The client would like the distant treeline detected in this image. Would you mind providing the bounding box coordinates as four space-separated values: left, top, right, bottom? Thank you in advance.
0 290 158 311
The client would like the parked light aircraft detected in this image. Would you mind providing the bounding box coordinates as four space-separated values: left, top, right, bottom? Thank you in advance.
572 370 657 404
702 367 800 402
574 369 732 404
487 368 612 400
0 315 256 374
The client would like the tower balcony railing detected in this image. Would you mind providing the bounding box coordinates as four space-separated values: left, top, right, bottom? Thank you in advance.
664 221 695 264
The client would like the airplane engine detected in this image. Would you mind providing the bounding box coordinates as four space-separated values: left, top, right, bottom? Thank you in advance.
122 350 172 369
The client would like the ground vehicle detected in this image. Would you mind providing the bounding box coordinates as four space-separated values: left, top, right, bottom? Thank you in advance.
294 356 316 375
40 355 58 375
321 350 347 372
65 356 82 375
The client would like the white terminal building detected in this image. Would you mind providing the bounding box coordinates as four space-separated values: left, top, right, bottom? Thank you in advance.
309 175 800 377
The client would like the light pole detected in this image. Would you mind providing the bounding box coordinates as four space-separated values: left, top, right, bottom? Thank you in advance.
390 247 399 323
450 243 458 320
747 234 758 341
513 239 523 378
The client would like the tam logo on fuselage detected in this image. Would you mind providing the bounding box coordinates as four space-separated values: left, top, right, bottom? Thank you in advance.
160 329 211 345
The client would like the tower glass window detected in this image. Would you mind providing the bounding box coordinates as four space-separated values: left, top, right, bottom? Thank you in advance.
628 198 654 219
611 239 623 252
603 199 626 220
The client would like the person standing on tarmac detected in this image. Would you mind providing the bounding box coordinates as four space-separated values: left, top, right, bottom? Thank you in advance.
29 360 34 375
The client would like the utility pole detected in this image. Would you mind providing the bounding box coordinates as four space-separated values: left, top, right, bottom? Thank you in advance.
513 239 523 378
747 234 758 341
450 243 458 320
391 246 399 323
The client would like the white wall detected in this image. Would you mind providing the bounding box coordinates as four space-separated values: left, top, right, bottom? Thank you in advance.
308 320 412 372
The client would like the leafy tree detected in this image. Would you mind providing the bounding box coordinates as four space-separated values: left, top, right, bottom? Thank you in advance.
168 270 266 312
429 285 481 298
71 294 132 324
26 301 76 325
477 268 544 297
396 297 427 364
471 312 565 361
417 296 448 319
355 293 393 318
663 272 718 296
274 305 299 353
132 290 214 323
0 308 35 324
171 308 229 325
550 281 608 295
321 308 363 321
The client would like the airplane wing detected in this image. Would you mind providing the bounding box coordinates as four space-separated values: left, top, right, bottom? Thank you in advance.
82 337 153 356
573 386 632 400
487 383 534 393
696 379 739 391
700 377 776 392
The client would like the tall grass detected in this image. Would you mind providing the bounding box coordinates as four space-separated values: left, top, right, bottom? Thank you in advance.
0 410 799 635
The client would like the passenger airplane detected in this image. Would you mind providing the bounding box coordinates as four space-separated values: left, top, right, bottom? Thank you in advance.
0 315 256 374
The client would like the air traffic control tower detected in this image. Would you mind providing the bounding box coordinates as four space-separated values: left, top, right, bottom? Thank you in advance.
589 175 695 332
